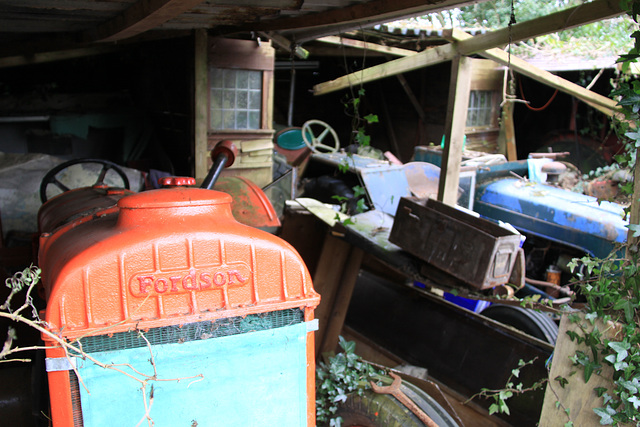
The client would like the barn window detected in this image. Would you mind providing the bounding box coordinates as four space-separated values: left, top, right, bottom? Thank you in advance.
209 68 263 130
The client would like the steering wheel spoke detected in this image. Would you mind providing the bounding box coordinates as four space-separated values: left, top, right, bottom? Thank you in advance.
40 159 130 203
301 119 340 154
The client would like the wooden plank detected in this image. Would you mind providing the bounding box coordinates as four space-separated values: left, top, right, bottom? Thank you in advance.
194 29 209 181
540 314 622 427
312 234 354 355
500 100 518 161
447 29 621 115
317 35 416 57
319 245 364 355
239 139 274 152
313 43 457 95
89 0 207 42
438 55 471 206
209 37 275 71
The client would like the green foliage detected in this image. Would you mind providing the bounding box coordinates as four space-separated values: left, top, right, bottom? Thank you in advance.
567 247 640 425
342 88 378 149
316 337 384 426
468 358 546 416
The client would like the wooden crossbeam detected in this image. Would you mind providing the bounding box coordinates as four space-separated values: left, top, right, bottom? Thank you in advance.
87 0 206 42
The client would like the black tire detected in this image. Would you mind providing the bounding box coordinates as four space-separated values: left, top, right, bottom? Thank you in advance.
480 304 558 345
335 377 459 427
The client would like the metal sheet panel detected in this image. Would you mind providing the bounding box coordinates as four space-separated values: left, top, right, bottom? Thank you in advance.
76 322 310 426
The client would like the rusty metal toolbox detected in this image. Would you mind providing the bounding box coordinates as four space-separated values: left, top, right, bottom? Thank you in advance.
389 197 521 289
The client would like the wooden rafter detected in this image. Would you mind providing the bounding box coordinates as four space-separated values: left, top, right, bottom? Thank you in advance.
447 29 619 116
317 36 416 57
86 0 206 43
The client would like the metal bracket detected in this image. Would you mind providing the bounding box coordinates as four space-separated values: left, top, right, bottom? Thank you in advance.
45 357 76 372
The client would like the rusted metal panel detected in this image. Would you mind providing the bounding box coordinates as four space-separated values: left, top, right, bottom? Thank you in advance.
390 197 521 289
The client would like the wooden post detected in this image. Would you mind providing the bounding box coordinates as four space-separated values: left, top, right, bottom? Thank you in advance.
439 55 472 206
501 100 518 161
193 29 208 181
318 245 364 356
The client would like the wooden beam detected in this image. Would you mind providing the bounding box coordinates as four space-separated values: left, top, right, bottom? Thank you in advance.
0 45 121 69
438 55 471 206
87 0 206 42
259 31 309 59
447 29 620 115
317 35 416 57
455 0 623 56
313 43 457 95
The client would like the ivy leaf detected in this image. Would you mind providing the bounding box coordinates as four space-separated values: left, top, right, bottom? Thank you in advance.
364 114 379 124
629 395 640 410
626 224 640 238
608 341 630 362
555 375 569 388
488 403 500 415
593 406 616 425
612 299 635 323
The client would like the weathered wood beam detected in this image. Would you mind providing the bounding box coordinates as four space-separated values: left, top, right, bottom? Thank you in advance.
447 29 620 115
259 32 309 59
439 55 471 205
317 35 416 57
313 0 624 96
456 0 623 56
87 0 206 42
313 43 457 95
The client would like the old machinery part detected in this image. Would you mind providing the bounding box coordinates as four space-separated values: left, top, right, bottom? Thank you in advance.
39 158 130 203
480 304 559 345
541 161 567 183
370 372 439 427
337 372 460 427
38 178 320 426
301 119 340 153
200 140 238 190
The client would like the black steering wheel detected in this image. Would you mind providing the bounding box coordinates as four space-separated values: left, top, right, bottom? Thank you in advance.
40 158 130 203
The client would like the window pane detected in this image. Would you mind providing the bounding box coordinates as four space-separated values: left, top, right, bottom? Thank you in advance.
237 90 248 109
249 111 260 129
249 72 261 90
237 70 249 88
223 70 235 88
467 90 494 127
236 111 248 129
209 68 262 130
249 91 261 109
222 110 235 129
222 90 235 109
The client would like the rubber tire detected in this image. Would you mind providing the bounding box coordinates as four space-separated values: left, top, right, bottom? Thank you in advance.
335 378 459 427
480 304 559 345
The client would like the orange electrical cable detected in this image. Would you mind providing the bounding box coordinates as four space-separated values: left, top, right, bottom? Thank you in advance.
518 77 559 111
